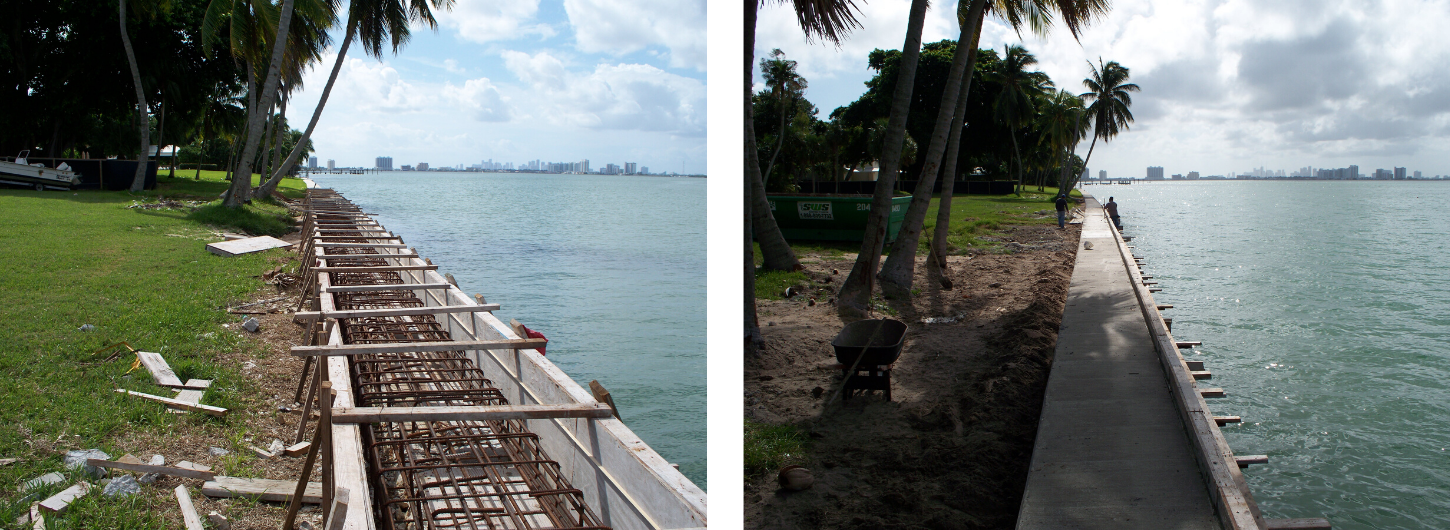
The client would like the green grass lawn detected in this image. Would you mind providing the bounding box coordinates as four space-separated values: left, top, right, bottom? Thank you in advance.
0 174 301 527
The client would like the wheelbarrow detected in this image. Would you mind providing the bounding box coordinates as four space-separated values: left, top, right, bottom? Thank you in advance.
831 319 907 401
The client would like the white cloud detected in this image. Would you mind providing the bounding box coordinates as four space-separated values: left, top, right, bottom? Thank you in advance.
563 0 707 71
436 0 556 43
335 57 430 113
443 78 514 122
756 0 1450 177
502 50 705 136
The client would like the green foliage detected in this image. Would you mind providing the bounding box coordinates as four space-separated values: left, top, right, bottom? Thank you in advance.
744 419 809 478
187 202 294 236
0 187 287 528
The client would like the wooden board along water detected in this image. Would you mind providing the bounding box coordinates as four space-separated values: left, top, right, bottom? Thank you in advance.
206 236 291 257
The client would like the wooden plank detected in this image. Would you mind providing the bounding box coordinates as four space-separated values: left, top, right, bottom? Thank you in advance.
38 482 89 513
28 502 42 530
331 403 614 423
312 236 402 241
312 265 437 273
1186 360 1205 371
1157 304 1174 309
312 252 419 260
115 389 228 417
283 442 310 457
1265 518 1331 529
1214 416 1241 426
308 243 407 249
1235 455 1269 468
170 389 204 414
201 477 322 504
326 487 350 530
294 304 502 321
291 338 546 357
175 485 205 530
1191 370 1212 380
206 236 292 257
179 379 212 389
322 283 453 293
589 380 622 420
1177 341 1201 348
1198 388 1226 398
86 458 217 481
176 461 211 473
136 351 183 387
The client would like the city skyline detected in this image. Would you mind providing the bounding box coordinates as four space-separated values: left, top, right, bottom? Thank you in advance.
756 0 1450 181
286 1 706 174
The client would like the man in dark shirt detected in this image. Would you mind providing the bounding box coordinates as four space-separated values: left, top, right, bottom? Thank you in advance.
1054 194 1069 228
1105 196 1121 230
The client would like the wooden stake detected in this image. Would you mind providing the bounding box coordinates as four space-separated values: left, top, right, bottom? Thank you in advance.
589 380 621 420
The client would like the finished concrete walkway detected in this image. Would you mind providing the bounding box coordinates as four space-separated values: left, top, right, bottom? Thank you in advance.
1017 197 1220 529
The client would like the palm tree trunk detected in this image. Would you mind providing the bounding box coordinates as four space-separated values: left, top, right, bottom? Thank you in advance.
225 0 296 208
1058 111 1082 191
838 0 930 318
257 91 290 198
1079 132 1099 184
119 0 150 192
266 18 356 187
746 0 764 352
746 4 801 273
257 105 276 188
1011 128 1023 195
932 9 986 269
762 89 791 185
879 0 985 293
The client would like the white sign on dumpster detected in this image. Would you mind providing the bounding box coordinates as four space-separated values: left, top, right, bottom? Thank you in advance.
797 201 833 220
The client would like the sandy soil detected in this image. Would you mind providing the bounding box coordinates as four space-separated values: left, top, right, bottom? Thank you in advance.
746 223 1080 529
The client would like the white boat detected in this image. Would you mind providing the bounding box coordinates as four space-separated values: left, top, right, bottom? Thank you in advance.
0 151 79 190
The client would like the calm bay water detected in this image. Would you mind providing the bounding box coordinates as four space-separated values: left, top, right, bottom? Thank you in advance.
310 172 706 488
1099 180 1450 528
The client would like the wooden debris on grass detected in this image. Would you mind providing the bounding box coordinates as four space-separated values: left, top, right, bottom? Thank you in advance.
114 389 227 417
175 485 205 530
201 476 322 504
206 236 292 257
38 482 89 513
283 442 311 457
135 350 183 387
28 502 42 530
86 458 217 481
176 461 211 473
0 458 18 466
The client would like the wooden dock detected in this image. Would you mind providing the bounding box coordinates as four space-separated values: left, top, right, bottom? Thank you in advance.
1017 197 1267 529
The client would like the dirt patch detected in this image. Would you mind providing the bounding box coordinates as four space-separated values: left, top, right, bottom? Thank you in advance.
746 223 1080 529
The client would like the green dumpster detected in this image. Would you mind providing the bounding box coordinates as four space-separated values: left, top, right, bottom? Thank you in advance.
766 194 912 242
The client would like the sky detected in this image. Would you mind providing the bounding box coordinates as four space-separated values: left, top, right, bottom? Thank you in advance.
287 0 706 173
754 0 1450 179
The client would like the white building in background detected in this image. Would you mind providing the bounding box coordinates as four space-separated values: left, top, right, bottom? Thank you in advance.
376 157 393 170
1414 170 1423 179
1187 171 1200 180
1146 166 1164 180
1099 170 1107 180
309 156 318 169
418 163 429 171
625 162 638 175
327 159 335 170
1394 167 1406 180
1081 168 1090 181
640 166 650 175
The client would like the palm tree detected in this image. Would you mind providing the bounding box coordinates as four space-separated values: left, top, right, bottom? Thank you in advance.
1037 89 1087 191
259 0 457 198
987 44 1051 196
1077 57 1138 188
760 49 807 185
747 0 862 350
836 0 930 318
877 0 987 293
119 0 151 192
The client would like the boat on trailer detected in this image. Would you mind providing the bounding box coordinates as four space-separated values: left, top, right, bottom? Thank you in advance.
0 151 80 191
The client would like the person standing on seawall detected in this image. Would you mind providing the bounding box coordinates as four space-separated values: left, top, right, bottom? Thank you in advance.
1105 196 1121 230
1055 194 1069 228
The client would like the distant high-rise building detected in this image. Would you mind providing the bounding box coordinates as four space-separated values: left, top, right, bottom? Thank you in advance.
625 162 638 175
1081 168 1090 181
376 157 393 170
1187 171 1200 180
1349 165 1359 179
580 159 590 173
1375 168 1392 180
640 166 649 175
327 159 335 170
417 163 429 171
1099 170 1107 180
1414 170 1422 179
308 156 318 169
1146 166 1164 180
1394 167 1406 180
